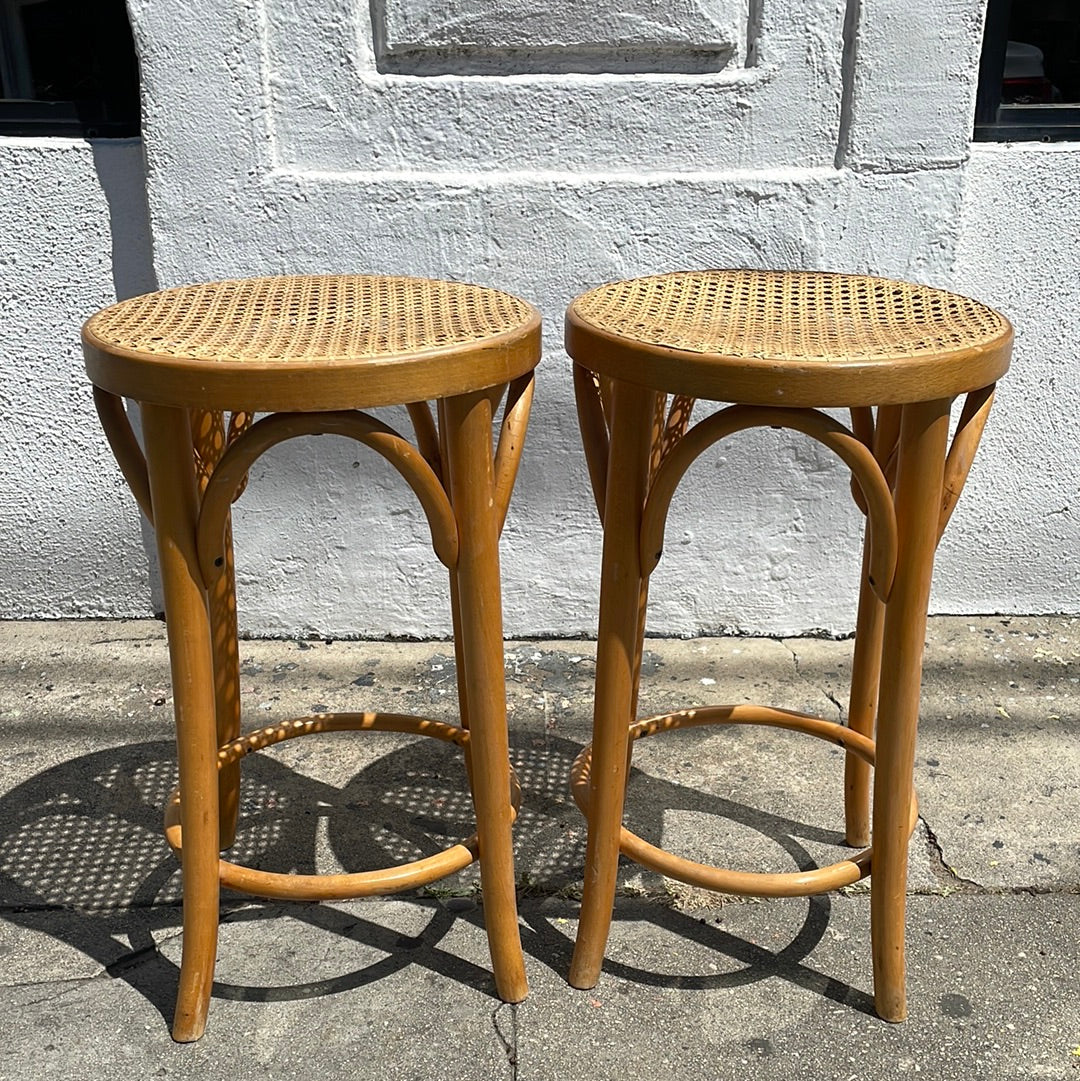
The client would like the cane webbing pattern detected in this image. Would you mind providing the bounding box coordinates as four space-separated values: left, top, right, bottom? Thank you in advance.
571 270 1009 362
85 275 536 363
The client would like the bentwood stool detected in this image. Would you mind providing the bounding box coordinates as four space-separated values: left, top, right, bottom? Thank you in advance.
82 274 540 1041
565 269 1012 1021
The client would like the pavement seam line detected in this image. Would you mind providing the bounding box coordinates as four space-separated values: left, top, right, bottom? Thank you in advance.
0 902 183 915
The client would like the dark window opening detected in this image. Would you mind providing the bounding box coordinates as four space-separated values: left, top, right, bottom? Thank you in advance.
0 0 139 137
975 0 1080 141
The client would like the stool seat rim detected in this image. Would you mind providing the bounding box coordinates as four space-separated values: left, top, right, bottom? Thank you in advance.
566 268 1013 406
83 273 542 410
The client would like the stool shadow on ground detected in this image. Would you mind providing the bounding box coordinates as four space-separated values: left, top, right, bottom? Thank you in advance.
0 728 872 1027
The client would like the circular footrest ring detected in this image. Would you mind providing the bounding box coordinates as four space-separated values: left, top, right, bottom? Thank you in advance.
164 711 521 901
570 703 918 899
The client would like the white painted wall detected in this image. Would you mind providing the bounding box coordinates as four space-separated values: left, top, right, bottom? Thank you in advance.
0 139 156 619
2 1 1076 636
945 143 1080 616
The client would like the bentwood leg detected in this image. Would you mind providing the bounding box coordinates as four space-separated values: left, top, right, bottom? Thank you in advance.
844 539 884 848
208 516 242 849
440 389 528 1003
845 405 901 848
142 402 222 1042
190 410 242 850
871 396 952 1022
569 378 658 990
439 398 471 745
628 394 667 722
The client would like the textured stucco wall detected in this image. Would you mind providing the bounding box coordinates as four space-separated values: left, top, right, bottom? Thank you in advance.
115 0 994 638
945 143 1080 615
0 139 156 619
3 2 1076 636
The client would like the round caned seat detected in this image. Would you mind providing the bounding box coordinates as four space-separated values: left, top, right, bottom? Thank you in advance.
566 269 1012 406
84 274 541 411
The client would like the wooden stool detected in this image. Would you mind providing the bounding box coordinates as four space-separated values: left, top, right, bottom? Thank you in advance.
564 269 1012 1021
82 274 540 1040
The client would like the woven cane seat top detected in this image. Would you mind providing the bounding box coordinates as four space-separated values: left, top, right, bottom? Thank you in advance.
83 275 541 411
566 270 1012 407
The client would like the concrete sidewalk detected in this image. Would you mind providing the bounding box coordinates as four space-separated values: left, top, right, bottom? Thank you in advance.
0 617 1077 1079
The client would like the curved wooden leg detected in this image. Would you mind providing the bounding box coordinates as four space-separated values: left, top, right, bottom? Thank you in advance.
209 517 242 849
448 573 477 805
871 397 951 1022
440 390 528 1004
190 409 242 849
844 539 883 848
143 403 221 1042
569 379 657 990
846 403 899 846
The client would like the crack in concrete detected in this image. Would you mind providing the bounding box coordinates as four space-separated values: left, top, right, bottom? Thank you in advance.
9 980 91 1008
105 929 185 976
773 638 845 722
913 817 1077 896
773 637 801 676
919 814 986 894
823 689 845 722
491 1000 517 1078
87 635 164 646
0 902 182 915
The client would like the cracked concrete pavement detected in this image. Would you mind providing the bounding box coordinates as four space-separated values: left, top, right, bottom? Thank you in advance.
0 616 1077 1078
